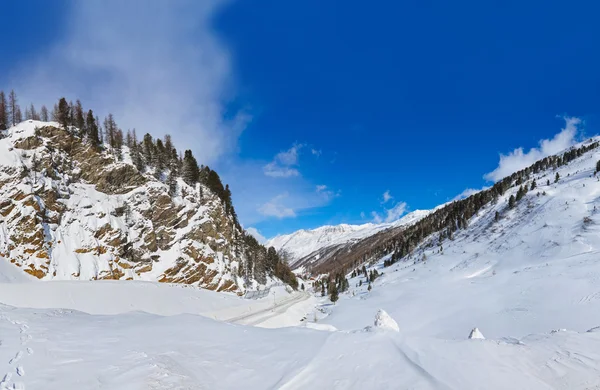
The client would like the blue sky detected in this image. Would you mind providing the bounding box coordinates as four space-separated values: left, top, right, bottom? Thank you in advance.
1 1 600 240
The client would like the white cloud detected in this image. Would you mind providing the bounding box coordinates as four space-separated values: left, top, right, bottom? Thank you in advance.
385 202 408 222
382 190 393 204
263 143 304 178
276 144 302 165
246 227 266 244
311 148 322 157
263 162 300 178
484 117 581 182
451 187 489 202
371 211 383 224
7 0 243 166
316 184 340 202
360 211 366 219
258 193 296 218
372 201 408 224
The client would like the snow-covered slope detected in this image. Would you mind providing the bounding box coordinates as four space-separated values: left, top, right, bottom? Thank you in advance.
319 137 600 340
267 209 430 261
0 121 289 293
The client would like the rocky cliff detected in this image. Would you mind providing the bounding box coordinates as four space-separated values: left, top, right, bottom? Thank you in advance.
0 120 291 293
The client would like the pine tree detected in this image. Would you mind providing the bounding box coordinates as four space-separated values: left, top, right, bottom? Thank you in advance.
126 130 133 148
86 110 100 147
8 90 21 126
495 211 500 222
142 133 154 165
531 179 536 190
0 91 7 130
97 115 103 144
31 153 41 184
167 169 178 197
596 160 600 174
130 130 144 171
68 100 75 126
74 100 85 135
181 150 200 185
516 186 525 201
508 194 516 209
164 134 174 164
14 106 22 124
368 283 372 291
51 103 59 121
25 104 34 120
301 283 305 291
321 283 325 297
113 128 124 159
330 283 339 304
57 97 70 129
31 103 39 120
154 139 166 178
547 179 550 186
40 105 49 122
104 114 118 149
555 172 560 183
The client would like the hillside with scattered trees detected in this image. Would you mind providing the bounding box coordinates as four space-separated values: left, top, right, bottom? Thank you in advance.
0 90 297 291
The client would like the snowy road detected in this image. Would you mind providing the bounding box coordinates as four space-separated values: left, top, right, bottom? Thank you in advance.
224 292 311 326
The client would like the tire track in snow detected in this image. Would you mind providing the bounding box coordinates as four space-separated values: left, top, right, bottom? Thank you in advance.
578 291 600 304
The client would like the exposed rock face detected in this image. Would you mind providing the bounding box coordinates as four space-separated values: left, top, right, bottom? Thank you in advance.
0 121 264 293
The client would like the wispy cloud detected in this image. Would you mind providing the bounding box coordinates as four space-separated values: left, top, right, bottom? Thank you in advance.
263 162 300 178
484 117 581 182
451 187 489 201
372 201 408 223
311 148 322 157
246 227 266 243
7 0 243 166
258 193 297 218
263 143 304 178
381 190 393 204
316 184 340 202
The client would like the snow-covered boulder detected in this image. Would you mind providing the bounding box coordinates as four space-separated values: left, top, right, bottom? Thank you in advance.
468 327 485 339
373 309 400 332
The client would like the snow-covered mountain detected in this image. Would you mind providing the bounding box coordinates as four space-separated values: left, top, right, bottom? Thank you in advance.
267 209 430 265
0 120 293 293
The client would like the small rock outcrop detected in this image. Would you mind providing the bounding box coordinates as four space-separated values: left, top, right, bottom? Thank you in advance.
468 327 485 339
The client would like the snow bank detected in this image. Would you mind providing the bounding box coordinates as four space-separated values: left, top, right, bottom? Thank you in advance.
0 258 35 283
367 309 399 332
